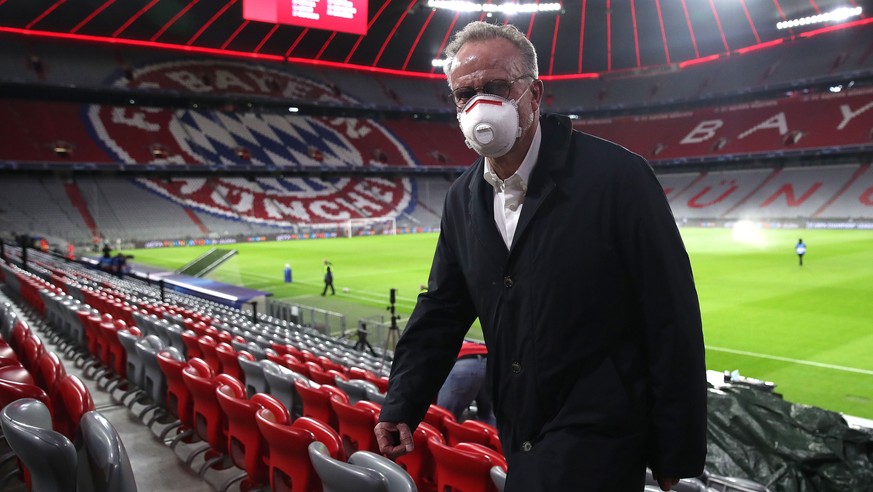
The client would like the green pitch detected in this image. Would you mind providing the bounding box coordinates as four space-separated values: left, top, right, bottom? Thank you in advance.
127 228 873 420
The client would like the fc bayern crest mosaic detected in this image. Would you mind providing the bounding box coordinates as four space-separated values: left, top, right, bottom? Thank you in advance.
86 60 415 225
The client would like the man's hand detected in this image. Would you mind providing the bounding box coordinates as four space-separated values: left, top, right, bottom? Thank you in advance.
651 471 679 491
374 421 414 459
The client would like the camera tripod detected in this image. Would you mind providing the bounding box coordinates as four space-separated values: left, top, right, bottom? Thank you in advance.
379 288 401 373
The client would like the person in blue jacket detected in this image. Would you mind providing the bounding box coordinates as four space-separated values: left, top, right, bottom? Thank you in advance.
796 238 806 266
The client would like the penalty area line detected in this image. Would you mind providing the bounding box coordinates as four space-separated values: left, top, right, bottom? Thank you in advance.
706 345 873 376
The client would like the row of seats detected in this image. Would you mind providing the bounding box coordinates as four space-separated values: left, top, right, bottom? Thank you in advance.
3 255 513 491
0 290 136 491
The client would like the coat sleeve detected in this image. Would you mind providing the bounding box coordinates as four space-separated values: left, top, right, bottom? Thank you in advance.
616 155 708 478
378 207 478 428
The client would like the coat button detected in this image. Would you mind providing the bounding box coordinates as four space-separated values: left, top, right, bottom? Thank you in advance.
521 441 532 452
511 362 522 374
503 276 513 288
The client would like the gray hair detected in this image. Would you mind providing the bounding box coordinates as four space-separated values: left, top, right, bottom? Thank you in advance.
443 21 538 81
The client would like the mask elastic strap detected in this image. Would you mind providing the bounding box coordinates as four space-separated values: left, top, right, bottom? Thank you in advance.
512 85 531 138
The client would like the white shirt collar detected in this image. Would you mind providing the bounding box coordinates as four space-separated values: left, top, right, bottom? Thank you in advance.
483 122 541 192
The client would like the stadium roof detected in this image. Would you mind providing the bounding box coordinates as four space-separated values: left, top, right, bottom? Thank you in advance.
0 0 870 79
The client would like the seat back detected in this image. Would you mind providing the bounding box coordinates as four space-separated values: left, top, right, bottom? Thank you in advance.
66 305 89 346
239 357 269 398
0 398 77 491
293 417 344 461
443 418 497 449
308 441 388 492
105 321 132 376
34 350 66 395
180 330 202 359
255 409 319 492
197 336 221 373
264 363 308 418
331 398 380 457
216 342 250 381
296 381 347 430
96 319 123 373
182 358 226 451
163 323 187 356
364 386 386 405
117 329 144 388
0 367 51 410
93 314 115 364
215 375 283 485
156 348 192 425
134 335 167 406
423 404 455 437
396 422 443 492
9 320 31 353
19 332 44 373
79 410 137 492
335 378 378 405
52 374 96 439
428 439 503 492
489 465 506 492
348 451 417 492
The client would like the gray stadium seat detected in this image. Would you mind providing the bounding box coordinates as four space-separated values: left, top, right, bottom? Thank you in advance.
263 361 309 418
490 465 506 492
0 398 78 492
348 450 417 492
79 410 138 492
309 441 390 492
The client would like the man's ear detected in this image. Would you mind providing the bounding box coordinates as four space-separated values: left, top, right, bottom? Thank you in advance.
530 79 545 113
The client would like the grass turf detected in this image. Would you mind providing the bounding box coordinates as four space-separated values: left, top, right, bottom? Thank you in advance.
127 228 873 419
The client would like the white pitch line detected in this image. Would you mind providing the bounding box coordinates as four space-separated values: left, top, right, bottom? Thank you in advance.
706 345 873 376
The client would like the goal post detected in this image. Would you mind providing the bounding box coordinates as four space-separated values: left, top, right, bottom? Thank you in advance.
344 217 397 238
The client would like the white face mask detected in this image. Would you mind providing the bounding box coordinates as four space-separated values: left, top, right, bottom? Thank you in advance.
457 87 530 158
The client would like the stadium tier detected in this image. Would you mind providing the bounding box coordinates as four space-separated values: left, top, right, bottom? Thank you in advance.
2 23 871 113
1 166 871 247
1 84 872 168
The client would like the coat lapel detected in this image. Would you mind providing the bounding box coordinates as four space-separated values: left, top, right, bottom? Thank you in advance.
509 115 573 256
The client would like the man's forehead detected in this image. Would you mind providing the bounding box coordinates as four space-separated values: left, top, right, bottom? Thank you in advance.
451 39 521 80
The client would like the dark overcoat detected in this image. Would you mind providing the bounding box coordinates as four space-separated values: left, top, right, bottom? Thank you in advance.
379 114 707 491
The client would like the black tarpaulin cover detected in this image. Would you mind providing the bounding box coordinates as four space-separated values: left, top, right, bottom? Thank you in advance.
706 385 873 492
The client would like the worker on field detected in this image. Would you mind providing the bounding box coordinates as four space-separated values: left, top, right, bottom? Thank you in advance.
796 238 806 266
321 259 335 296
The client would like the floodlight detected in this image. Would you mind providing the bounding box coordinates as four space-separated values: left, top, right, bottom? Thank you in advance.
777 6 862 30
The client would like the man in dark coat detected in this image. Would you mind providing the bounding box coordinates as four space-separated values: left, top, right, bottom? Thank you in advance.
375 22 707 491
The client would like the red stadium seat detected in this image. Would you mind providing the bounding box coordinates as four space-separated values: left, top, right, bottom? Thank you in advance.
0 377 51 411
51 374 96 440
157 349 193 426
294 380 348 431
33 350 66 395
256 408 341 492
0 364 35 386
181 329 203 359
197 336 220 373
443 418 502 452
330 397 380 457
215 342 252 382
182 357 226 453
424 403 455 437
429 439 506 492
19 333 44 374
215 374 284 488
396 421 444 492
293 416 344 461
